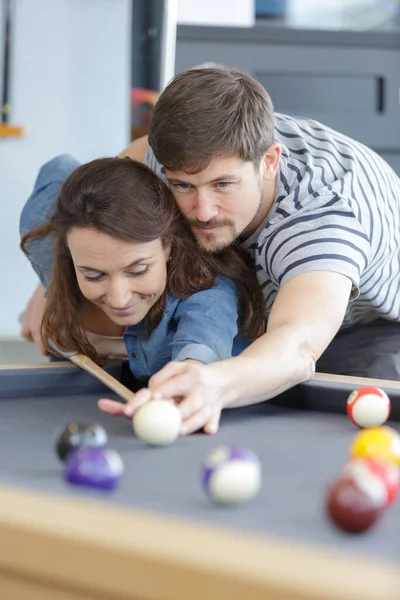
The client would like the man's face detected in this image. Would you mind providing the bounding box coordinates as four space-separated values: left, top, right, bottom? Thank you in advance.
165 152 279 252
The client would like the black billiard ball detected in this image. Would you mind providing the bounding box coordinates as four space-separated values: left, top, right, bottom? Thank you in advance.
55 423 108 462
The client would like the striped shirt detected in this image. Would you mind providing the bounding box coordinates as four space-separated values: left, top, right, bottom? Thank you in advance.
145 113 400 329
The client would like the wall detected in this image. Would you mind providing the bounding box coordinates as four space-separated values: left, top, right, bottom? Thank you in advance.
0 0 131 337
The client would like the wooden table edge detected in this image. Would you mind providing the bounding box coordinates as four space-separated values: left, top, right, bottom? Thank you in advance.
3 362 400 390
0 485 398 600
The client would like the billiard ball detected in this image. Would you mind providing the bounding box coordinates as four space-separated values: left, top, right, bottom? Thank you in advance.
55 423 108 462
326 474 386 533
132 400 181 446
65 447 124 490
346 386 391 428
341 457 399 507
350 426 400 467
202 446 262 505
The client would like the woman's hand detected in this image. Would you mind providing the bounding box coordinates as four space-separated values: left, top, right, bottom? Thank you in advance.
20 283 48 355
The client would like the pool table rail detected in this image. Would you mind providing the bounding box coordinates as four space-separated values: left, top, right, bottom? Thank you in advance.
0 484 399 600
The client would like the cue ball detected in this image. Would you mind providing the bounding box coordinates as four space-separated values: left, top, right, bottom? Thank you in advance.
326 473 386 533
350 426 400 467
65 447 124 490
132 400 181 446
202 446 262 505
341 457 400 507
346 386 391 428
55 422 108 462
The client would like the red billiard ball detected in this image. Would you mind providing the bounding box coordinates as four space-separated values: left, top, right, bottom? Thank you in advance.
346 386 391 428
326 474 387 534
341 457 400 507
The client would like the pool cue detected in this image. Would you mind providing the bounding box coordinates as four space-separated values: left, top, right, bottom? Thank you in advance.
1 0 12 124
47 340 135 404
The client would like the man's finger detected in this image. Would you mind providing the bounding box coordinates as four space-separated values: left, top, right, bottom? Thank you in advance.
203 409 221 435
177 394 205 421
150 372 196 401
148 361 184 389
180 404 214 436
98 398 129 417
123 388 153 417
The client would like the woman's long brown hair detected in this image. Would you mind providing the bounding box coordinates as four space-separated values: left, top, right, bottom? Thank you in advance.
21 157 265 361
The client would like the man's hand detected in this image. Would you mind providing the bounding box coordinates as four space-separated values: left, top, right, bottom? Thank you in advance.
20 283 48 355
98 388 153 419
147 361 227 435
99 271 352 436
97 368 223 436
139 272 352 428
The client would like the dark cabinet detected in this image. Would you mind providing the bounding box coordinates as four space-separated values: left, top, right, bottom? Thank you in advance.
175 24 400 174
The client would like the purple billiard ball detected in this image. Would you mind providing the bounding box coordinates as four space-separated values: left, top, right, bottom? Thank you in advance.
202 446 262 505
65 447 124 490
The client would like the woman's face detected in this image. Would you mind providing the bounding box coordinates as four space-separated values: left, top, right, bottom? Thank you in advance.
67 227 170 326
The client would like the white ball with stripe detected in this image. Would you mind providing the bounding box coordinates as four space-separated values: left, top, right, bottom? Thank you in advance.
346 387 391 428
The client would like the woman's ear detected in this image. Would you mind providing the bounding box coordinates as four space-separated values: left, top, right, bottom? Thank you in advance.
163 242 172 262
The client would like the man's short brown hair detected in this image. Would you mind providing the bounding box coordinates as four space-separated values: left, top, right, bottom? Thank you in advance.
148 66 274 173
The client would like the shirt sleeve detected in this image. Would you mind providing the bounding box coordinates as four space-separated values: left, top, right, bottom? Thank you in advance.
19 154 81 290
170 276 240 364
264 195 372 301
144 145 169 186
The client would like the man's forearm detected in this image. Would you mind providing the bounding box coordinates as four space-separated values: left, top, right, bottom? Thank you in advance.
214 325 316 408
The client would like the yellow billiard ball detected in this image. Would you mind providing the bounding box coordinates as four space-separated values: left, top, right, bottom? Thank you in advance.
350 426 400 467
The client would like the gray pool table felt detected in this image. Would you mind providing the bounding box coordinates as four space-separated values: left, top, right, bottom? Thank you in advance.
0 392 399 563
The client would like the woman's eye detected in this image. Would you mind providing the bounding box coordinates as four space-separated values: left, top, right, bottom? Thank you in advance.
83 273 104 282
128 266 148 277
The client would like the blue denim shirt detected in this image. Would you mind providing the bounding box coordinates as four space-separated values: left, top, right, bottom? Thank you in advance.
124 277 242 380
20 154 250 378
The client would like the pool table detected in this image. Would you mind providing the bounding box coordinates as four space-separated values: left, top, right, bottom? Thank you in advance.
0 362 399 600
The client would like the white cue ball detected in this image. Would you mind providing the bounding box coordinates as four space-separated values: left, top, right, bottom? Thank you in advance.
132 400 181 446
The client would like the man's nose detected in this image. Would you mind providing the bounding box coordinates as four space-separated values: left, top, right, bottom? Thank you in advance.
194 189 219 222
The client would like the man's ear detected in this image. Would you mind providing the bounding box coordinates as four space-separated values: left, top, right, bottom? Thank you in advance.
262 143 281 181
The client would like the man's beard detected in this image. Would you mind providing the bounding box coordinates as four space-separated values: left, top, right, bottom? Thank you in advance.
188 220 237 253
186 187 264 253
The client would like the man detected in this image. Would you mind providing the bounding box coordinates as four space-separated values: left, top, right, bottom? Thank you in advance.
21 67 400 435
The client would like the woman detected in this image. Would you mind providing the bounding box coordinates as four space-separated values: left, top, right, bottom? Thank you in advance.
21 156 265 433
